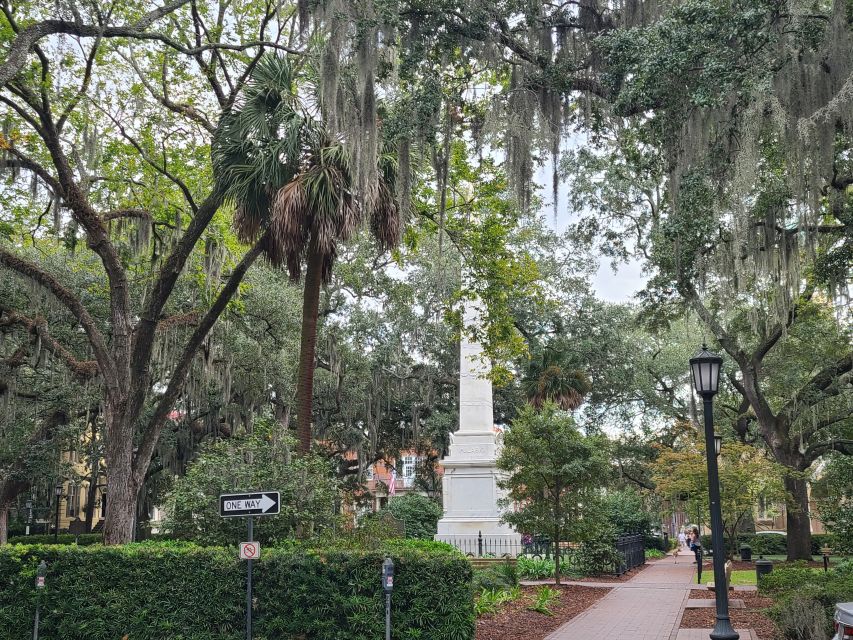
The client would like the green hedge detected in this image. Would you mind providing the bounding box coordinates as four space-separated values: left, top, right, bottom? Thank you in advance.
0 540 474 640
7 533 103 546
698 533 838 557
760 563 853 637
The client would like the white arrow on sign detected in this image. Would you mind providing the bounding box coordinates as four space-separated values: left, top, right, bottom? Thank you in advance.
258 493 275 513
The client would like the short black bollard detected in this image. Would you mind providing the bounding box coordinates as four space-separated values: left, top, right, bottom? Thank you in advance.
32 560 47 640
382 556 394 640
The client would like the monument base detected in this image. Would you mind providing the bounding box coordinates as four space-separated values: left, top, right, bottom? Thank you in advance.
434 429 520 554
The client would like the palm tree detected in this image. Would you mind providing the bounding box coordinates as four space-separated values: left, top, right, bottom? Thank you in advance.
212 55 401 453
521 348 591 411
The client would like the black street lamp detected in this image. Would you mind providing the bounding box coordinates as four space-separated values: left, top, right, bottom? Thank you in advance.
690 344 738 640
53 483 64 543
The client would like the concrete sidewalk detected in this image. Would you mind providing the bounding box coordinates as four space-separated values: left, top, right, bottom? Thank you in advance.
544 552 696 640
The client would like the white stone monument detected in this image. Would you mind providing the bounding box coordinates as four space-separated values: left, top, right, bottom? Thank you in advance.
435 300 520 550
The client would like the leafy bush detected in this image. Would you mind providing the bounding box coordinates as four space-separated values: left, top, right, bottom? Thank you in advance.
644 534 668 551
491 560 519 587
769 592 831 640
380 493 443 539
472 564 517 592
811 534 836 556
0 539 474 640
645 548 666 559
164 430 339 545
7 533 103 546
517 556 555 580
573 532 623 576
603 490 653 536
759 566 823 594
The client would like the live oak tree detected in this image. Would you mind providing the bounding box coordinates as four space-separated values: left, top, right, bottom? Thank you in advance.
560 0 853 560
0 0 316 544
497 403 610 585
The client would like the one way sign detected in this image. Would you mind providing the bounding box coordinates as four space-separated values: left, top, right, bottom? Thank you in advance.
219 491 280 518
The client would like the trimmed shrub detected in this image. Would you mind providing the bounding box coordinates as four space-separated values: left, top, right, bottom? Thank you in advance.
380 493 443 540
7 533 103 546
0 539 473 640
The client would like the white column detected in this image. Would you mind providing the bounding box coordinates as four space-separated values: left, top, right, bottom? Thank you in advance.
435 298 519 547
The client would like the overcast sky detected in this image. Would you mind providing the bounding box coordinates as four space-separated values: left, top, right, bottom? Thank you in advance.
535 163 648 305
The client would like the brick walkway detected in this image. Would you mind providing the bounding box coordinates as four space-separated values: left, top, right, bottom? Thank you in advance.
544 552 696 640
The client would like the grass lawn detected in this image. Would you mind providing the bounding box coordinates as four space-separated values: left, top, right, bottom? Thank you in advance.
729 570 757 586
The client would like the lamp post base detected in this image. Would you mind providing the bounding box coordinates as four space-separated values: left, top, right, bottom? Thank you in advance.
709 616 740 640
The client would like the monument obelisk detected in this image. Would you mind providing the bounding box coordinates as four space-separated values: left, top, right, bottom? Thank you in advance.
435 300 519 547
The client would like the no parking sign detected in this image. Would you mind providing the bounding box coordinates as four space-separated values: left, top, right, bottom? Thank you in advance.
239 541 260 560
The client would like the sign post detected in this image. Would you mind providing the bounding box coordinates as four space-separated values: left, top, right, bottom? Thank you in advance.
32 560 46 640
220 492 280 640
246 516 253 640
382 556 394 640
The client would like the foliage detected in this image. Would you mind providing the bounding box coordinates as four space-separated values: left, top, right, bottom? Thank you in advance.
603 489 654 536
472 564 518 593
814 455 853 553
770 593 830 640
0 539 473 640
517 556 556 580
653 433 786 557
164 426 339 545
645 549 666 559
527 586 560 616
473 586 520 617
381 493 442 540
497 403 610 584
7 533 103 546
573 530 624 577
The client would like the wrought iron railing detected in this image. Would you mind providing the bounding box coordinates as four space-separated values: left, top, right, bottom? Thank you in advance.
438 531 646 576
614 534 646 576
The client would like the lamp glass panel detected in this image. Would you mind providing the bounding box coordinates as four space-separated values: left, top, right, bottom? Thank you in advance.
691 361 702 393
709 361 720 392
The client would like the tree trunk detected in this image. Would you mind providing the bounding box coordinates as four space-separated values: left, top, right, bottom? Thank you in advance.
553 533 561 586
295 239 324 455
0 503 8 545
84 419 100 533
784 474 812 560
103 403 138 545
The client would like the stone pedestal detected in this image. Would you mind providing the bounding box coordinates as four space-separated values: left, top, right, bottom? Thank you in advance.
435 301 520 548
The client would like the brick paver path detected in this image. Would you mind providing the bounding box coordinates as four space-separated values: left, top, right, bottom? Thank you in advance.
545 551 696 640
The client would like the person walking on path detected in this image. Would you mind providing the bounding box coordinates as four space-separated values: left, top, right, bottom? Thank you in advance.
678 530 687 550
688 527 703 581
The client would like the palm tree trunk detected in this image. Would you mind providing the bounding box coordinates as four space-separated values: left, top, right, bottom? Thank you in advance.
296 239 324 454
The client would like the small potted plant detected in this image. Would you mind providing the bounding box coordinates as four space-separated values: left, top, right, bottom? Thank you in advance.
739 544 752 561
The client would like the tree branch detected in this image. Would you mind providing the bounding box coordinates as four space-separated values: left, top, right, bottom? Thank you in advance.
133 235 267 486
0 247 116 386
0 306 98 377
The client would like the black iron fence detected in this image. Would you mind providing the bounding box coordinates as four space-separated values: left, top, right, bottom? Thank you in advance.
438 531 646 576
614 533 645 576
436 533 525 558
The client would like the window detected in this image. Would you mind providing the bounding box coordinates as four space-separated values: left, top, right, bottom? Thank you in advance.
401 456 419 488
365 465 374 481
65 483 80 518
